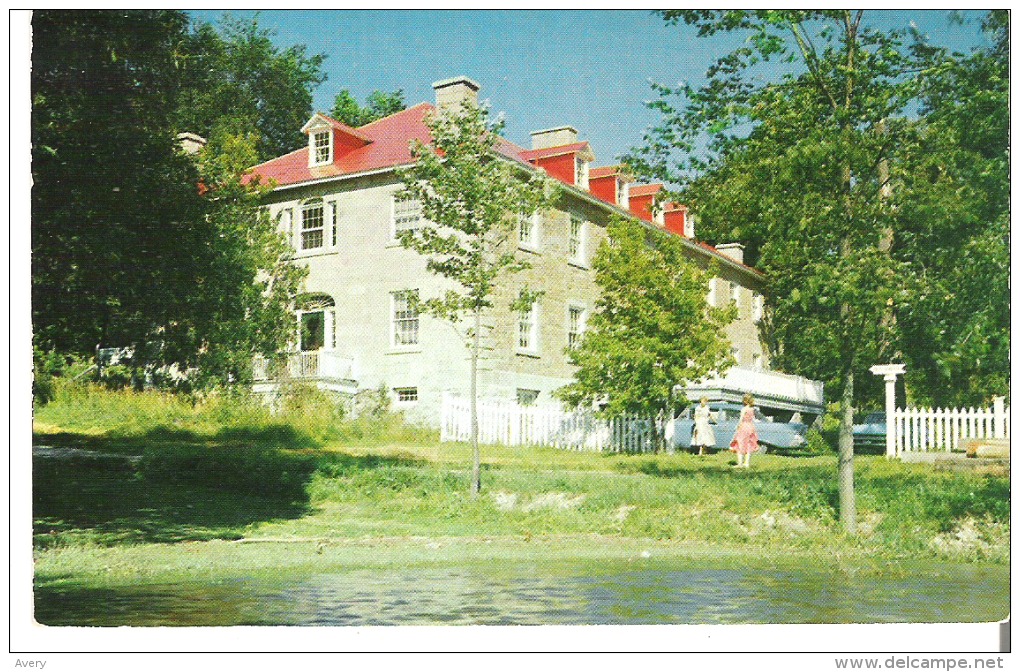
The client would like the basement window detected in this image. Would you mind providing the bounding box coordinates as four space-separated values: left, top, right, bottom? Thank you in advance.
516 389 539 406
395 387 419 403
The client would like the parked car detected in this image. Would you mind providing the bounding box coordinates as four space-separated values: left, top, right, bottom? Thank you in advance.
852 412 887 452
672 402 808 452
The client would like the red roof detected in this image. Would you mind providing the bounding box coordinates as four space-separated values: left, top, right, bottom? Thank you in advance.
250 103 530 188
590 165 623 179
518 142 591 161
247 103 760 276
629 184 663 197
302 112 373 144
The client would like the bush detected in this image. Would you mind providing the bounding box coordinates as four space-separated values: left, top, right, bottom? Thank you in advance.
804 428 835 454
32 348 80 406
275 383 346 444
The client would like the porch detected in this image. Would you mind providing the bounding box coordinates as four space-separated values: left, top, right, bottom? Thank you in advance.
252 350 358 395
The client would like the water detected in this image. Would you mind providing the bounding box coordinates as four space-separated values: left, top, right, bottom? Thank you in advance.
35 561 1008 626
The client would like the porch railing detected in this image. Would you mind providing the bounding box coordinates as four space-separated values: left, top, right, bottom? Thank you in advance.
253 350 354 382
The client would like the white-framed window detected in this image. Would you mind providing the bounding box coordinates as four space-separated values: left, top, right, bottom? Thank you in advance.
516 388 539 406
731 347 741 366
391 290 419 347
300 200 325 250
394 387 419 403
575 158 589 190
519 211 540 250
567 304 586 349
731 282 740 306
330 201 339 247
277 207 294 238
392 195 422 239
752 292 764 323
616 180 629 209
311 129 332 166
568 215 586 264
295 294 336 352
752 352 763 370
707 278 719 306
518 298 539 353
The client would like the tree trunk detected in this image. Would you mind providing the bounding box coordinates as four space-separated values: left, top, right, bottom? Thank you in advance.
470 306 481 497
838 368 856 534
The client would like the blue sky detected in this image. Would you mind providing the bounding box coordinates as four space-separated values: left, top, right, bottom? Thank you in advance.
196 10 990 165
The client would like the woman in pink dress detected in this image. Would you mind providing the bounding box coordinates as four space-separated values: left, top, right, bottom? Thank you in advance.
729 394 760 468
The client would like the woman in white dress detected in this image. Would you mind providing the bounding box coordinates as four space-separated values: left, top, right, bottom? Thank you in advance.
691 397 715 455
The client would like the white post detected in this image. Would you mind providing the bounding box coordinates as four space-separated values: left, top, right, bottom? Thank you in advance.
993 396 1006 439
870 364 906 458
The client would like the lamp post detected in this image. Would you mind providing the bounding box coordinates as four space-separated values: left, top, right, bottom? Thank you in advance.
869 364 905 457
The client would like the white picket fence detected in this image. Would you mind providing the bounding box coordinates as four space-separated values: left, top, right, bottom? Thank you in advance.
891 401 1010 455
440 393 656 452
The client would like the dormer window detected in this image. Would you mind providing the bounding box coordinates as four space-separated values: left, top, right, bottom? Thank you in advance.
575 158 589 190
311 130 332 166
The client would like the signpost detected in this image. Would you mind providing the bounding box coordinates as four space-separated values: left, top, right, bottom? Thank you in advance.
869 364 905 458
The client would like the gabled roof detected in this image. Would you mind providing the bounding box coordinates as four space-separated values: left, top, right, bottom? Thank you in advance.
300 112 373 144
249 103 530 188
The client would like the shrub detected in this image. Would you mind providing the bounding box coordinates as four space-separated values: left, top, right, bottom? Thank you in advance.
275 383 346 444
804 428 835 454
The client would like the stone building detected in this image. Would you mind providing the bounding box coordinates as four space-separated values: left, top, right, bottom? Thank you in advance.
246 76 822 423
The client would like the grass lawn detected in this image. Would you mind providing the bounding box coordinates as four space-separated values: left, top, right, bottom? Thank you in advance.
32 386 1010 591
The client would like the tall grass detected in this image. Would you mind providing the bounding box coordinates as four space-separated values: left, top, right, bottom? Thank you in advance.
33 380 435 449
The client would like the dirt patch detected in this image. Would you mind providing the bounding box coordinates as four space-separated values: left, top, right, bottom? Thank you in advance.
490 491 585 512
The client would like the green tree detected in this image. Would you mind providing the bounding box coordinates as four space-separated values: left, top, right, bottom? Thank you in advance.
32 10 206 361
184 127 308 386
627 10 941 532
31 10 305 388
893 11 1009 407
330 88 406 127
395 102 552 496
174 14 327 159
557 218 735 450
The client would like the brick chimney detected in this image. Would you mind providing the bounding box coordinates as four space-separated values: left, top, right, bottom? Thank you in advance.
432 76 481 112
716 243 745 264
530 126 578 150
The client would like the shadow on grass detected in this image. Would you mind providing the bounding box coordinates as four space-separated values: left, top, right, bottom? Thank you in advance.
32 427 436 548
33 456 310 547
32 426 319 548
